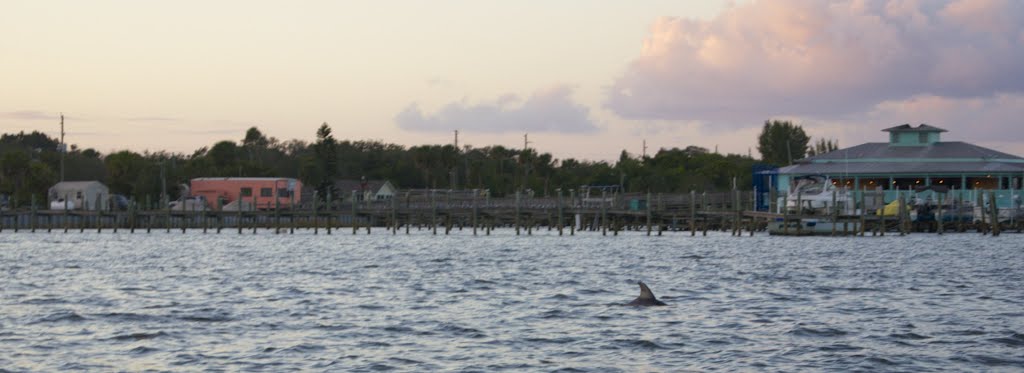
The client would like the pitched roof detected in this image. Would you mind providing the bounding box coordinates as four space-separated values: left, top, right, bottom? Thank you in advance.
881 124 948 133
803 142 1023 162
777 161 1024 175
51 181 108 189
192 177 297 181
778 141 1024 175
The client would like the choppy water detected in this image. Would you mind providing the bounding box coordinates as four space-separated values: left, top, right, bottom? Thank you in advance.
1 230 1022 372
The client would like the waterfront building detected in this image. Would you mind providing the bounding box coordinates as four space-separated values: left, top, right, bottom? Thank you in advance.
774 124 1024 207
47 181 110 211
190 177 302 210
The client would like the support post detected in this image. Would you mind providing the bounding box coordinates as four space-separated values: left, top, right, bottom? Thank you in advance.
898 191 906 236
557 189 563 236
326 191 332 235
689 190 696 236
30 194 37 233
165 194 171 234
569 189 575 236
515 191 521 236
701 192 708 236
795 191 803 235
782 193 789 235
991 191 1000 236
601 190 607 236
237 191 243 234
352 191 358 235
251 194 257 234
64 193 70 233
858 191 866 236
646 191 653 236
831 190 838 236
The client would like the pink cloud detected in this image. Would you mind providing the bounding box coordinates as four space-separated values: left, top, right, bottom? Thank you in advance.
867 93 1024 142
396 85 599 134
606 0 1024 127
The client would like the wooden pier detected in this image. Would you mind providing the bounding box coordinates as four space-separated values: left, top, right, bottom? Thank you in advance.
0 190 1020 236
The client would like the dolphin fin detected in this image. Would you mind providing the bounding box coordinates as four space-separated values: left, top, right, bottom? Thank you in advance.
628 281 667 306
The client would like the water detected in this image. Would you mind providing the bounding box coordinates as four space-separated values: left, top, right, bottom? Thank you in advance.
1 230 1022 372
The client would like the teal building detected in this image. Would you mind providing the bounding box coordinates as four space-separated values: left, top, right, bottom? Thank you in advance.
775 124 1024 207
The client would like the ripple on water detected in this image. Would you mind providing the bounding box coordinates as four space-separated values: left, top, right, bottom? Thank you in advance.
987 332 1024 347
107 331 168 341
95 312 164 323
436 323 486 339
1 232 1022 371
610 338 667 350
129 346 159 355
787 325 850 338
888 332 931 341
29 311 86 324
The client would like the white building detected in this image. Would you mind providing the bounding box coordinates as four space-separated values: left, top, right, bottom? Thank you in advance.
48 181 110 210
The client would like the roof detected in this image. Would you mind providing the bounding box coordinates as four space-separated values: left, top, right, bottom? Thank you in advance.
882 124 948 133
778 140 1024 175
777 161 1024 175
192 177 298 181
334 179 392 194
803 142 1023 162
50 181 108 189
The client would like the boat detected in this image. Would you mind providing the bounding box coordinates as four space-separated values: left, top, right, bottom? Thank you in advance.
782 175 856 215
767 218 862 236
49 198 76 210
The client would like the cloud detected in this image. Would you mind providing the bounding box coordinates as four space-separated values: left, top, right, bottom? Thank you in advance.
866 93 1024 142
124 116 179 122
396 85 599 133
425 76 455 88
605 0 1024 127
0 110 63 121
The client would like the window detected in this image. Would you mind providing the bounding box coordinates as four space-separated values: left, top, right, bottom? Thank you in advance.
240 187 252 197
260 188 273 197
919 133 928 144
277 189 291 198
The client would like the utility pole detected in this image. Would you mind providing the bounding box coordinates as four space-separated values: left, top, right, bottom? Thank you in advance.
452 130 459 190
642 139 648 158
59 113 65 182
160 161 167 206
520 133 532 193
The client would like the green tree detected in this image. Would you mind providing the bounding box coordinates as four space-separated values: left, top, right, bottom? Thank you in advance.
306 122 338 198
104 150 148 196
207 140 240 175
0 150 31 194
24 162 56 204
807 138 839 157
757 120 809 166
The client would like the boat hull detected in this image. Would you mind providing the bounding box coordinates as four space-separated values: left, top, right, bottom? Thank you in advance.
768 219 862 236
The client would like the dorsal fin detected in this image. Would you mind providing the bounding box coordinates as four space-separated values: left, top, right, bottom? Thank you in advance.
628 281 667 306
637 281 656 300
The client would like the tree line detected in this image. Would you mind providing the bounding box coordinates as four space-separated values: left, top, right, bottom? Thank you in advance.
0 120 828 206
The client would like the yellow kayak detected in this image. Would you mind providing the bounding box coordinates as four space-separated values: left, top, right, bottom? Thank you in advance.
876 199 910 216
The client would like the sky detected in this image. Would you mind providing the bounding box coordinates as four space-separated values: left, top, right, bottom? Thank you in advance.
2 0 1023 161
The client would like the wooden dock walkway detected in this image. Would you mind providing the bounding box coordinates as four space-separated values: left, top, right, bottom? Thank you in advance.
0 190 1020 236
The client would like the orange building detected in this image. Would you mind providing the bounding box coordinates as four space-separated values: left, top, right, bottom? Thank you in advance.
190 177 302 210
